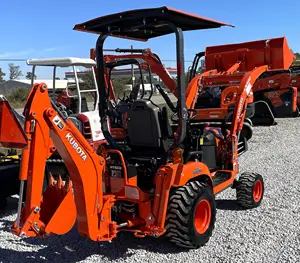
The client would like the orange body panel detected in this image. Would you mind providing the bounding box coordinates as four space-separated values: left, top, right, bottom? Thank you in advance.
253 73 291 93
0 98 27 149
291 76 300 104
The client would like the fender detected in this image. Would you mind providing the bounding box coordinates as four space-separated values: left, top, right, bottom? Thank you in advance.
153 161 212 228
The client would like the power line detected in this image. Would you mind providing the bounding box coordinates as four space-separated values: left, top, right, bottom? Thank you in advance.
161 59 193 62
0 59 27 62
0 58 194 63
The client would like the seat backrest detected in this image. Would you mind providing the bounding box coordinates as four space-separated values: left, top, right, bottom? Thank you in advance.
71 97 89 113
127 99 162 148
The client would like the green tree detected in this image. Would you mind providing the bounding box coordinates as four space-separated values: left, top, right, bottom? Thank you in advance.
8 63 23 80
0 68 5 83
6 87 29 108
26 71 37 80
294 52 300 59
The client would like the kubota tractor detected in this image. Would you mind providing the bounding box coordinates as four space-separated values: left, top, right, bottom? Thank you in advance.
186 37 296 126
0 7 265 249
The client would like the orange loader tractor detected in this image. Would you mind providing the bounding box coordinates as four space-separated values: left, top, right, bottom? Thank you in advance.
187 37 296 126
0 7 266 249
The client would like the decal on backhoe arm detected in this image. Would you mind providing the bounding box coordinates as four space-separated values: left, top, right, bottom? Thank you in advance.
65 133 87 161
52 115 65 130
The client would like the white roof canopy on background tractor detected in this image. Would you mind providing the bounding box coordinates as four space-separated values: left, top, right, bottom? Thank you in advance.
26 57 99 113
26 57 96 68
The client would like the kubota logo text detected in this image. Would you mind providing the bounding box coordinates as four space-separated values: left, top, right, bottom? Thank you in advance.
65 133 87 161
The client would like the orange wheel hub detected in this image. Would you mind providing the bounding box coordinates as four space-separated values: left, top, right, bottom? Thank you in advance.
253 180 263 202
194 199 211 234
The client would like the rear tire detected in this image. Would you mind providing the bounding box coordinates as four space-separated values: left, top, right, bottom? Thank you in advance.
291 107 300 118
0 197 7 209
165 181 216 249
236 172 264 209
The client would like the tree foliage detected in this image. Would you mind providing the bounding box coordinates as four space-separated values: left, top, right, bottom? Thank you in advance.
8 63 23 80
0 68 5 83
79 69 134 99
79 70 95 90
6 87 29 107
26 71 37 80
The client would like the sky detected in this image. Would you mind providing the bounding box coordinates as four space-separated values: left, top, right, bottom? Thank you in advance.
0 0 299 79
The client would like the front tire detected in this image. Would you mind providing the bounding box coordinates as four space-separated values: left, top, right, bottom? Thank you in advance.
165 181 216 249
236 172 264 209
244 118 253 127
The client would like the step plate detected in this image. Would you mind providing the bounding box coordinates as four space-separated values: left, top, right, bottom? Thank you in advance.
212 172 231 187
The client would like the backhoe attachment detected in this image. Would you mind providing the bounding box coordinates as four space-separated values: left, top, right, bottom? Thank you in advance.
0 83 116 241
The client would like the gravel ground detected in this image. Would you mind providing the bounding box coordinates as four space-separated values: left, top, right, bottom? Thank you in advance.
0 118 300 263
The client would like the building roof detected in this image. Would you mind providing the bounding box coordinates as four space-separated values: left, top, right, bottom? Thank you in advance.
27 57 96 68
8 79 68 90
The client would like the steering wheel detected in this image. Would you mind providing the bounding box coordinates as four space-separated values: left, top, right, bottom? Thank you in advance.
171 109 197 123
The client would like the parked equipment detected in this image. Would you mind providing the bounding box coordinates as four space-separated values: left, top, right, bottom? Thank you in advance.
91 48 253 141
26 57 106 150
0 7 265 249
187 37 296 126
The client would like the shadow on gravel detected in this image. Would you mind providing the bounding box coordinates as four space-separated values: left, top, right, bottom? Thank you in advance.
216 199 244 211
0 198 251 262
0 224 188 263
0 196 18 217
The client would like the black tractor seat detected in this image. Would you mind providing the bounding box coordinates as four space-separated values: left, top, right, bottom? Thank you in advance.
126 99 173 155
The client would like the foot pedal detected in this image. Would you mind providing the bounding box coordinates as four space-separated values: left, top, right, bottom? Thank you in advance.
212 171 231 187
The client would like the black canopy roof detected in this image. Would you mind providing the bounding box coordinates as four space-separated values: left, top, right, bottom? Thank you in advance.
73 6 233 41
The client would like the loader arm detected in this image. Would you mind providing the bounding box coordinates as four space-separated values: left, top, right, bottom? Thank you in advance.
230 66 268 158
10 83 112 241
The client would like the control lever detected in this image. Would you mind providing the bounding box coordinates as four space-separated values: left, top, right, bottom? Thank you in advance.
155 84 176 112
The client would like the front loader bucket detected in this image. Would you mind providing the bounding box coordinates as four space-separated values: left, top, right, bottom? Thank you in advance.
0 96 27 148
251 100 276 126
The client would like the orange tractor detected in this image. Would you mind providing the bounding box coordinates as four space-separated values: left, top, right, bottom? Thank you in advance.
0 7 266 249
187 37 296 126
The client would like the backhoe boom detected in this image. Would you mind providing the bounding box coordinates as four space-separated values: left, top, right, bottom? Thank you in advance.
11 83 114 241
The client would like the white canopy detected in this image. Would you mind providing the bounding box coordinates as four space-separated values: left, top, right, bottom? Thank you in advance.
27 57 96 68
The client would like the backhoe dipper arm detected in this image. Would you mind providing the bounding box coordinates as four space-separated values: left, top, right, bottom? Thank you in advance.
12 83 111 241
91 48 178 97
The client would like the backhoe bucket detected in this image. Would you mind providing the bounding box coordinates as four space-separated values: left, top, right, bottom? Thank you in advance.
251 100 276 126
0 96 27 148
